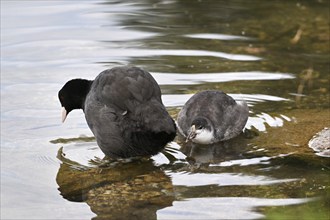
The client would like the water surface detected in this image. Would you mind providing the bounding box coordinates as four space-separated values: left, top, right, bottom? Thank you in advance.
1 0 329 219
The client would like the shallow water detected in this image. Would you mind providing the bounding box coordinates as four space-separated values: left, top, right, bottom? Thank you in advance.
1 0 329 219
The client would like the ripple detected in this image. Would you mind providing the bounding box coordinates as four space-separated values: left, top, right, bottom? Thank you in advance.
152 142 187 166
30 155 59 167
3 47 260 65
134 49 261 61
157 197 311 220
168 172 297 187
245 113 292 132
185 33 253 41
210 153 293 167
58 142 104 167
57 139 186 168
162 93 290 107
153 71 294 85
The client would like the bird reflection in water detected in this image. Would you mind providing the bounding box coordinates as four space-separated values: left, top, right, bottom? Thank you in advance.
178 129 256 170
56 148 174 220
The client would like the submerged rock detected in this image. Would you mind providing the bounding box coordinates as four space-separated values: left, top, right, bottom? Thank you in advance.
308 128 330 157
56 149 174 220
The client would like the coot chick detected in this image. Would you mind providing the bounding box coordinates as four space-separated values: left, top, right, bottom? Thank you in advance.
58 66 176 158
177 90 248 144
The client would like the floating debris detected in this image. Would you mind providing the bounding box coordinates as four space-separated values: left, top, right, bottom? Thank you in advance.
308 128 330 157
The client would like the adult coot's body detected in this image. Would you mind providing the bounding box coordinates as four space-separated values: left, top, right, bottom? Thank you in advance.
58 66 176 158
177 90 248 144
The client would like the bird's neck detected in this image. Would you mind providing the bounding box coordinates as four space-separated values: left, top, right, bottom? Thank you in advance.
74 79 93 110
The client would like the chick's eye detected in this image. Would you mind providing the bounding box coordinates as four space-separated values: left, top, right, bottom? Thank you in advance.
197 125 203 129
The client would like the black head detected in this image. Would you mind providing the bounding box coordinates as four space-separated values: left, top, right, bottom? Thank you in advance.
58 79 92 122
191 117 211 130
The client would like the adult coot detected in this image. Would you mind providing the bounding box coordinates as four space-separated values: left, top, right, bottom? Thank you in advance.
58 66 176 158
177 90 249 144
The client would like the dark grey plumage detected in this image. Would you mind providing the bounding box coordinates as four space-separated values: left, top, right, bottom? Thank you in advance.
177 90 249 144
59 66 176 158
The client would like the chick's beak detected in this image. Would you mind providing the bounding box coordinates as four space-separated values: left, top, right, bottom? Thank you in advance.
61 107 68 123
186 125 196 142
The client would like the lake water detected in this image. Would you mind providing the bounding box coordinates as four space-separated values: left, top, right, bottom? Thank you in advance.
1 0 329 219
